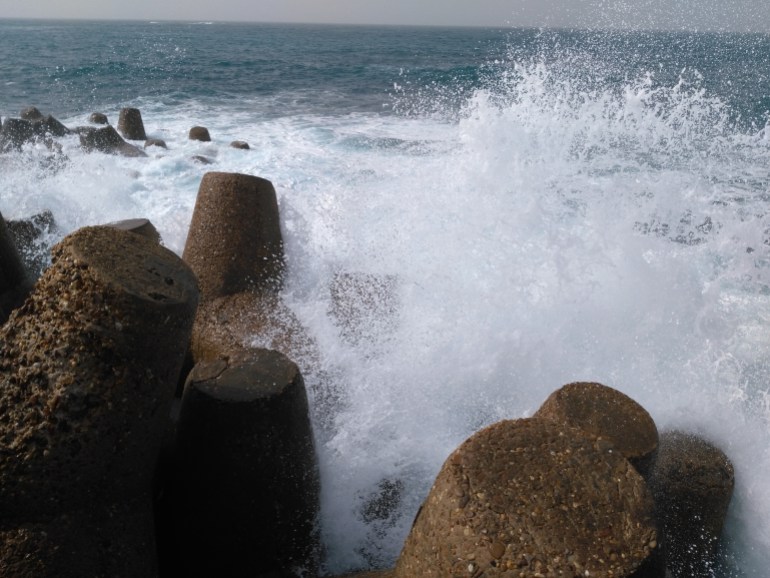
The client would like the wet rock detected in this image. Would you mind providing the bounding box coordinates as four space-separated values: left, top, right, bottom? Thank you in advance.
104 217 162 244
89 112 109 124
188 125 211 142
35 114 70 138
230 140 250 149
395 418 663 578
0 226 199 576
170 350 320 577
145 137 168 149
78 125 147 157
183 172 285 300
534 381 659 476
0 118 35 151
191 154 213 164
20 106 44 121
5 209 58 280
647 430 735 577
0 210 32 323
118 107 147 140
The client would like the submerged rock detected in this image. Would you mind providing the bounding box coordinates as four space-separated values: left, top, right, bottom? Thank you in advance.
5 209 58 280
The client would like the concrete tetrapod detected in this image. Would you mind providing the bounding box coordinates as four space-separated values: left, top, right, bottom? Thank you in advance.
183 171 285 299
395 418 663 578
534 381 659 476
118 107 148 140
0 226 199 577
0 211 31 323
647 430 735 577
171 350 320 577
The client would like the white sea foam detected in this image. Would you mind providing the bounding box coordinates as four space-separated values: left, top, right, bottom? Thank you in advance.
2 58 769 575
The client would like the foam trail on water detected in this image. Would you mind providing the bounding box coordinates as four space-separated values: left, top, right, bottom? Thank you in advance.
1 56 769 576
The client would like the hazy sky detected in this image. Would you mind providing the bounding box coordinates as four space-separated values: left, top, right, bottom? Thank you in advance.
1 0 768 32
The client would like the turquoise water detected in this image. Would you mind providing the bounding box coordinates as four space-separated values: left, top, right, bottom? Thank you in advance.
3 19 770 576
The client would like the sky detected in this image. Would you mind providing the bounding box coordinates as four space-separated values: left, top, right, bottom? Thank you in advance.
0 0 768 32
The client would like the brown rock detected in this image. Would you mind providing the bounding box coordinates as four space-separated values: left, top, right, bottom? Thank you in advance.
191 154 213 164
230 140 250 149
188 125 211 142
170 350 320 577
117 107 147 140
647 430 735 577
0 226 199 575
534 381 659 475
182 172 285 300
395 418 663 578
0 118 35 151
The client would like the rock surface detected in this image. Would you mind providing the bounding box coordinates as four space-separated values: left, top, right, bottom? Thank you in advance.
535 381 659 475
647 430 735 577
395 418 662 578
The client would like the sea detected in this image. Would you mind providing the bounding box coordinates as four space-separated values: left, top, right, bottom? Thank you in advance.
2 18 770 576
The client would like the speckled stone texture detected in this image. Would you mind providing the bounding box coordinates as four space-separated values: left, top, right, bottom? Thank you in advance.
0 226 199 575
534 381 659 476
0 211 31 323
117 107 147 140
647 430 734 577
171 350 320 577
183 172 285 299
395 418 663 578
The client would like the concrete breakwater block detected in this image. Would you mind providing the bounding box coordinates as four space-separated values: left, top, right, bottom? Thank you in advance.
78 124 147 157
0 210 32 323
0 226 199 575
170 350 320 577
395 418 663 578
183 171 285 299
534 381 659 476
647 430 735 577
6 209 59 280
118 106 147 140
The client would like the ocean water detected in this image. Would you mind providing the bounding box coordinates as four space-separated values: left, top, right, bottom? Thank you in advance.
2 19 770 576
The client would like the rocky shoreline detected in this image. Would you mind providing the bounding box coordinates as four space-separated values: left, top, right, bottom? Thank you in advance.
0 107 736 577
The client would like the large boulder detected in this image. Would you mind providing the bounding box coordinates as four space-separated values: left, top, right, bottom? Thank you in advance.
0 226 199 576
0 118 35 151
647 430 735 577
534 381 659 476
395 418 663 577
169 350 320 577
